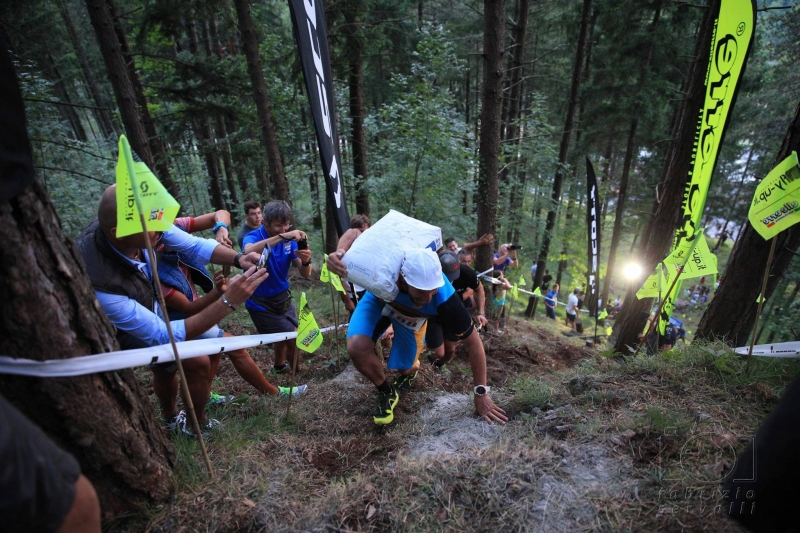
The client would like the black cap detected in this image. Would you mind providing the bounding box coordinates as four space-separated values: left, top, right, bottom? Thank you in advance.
438 250 461 282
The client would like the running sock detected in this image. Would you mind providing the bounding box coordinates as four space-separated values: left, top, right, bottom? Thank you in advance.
376 380 393 394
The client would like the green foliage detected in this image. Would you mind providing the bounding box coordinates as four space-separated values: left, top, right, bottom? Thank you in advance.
4 0 800 333
366 25 473 232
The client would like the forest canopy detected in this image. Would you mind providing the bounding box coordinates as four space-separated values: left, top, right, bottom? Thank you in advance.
2 0 799 342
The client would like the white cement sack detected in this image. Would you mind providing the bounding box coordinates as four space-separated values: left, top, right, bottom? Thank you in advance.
343 210 442 301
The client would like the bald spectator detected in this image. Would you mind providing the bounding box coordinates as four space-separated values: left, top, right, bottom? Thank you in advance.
76 185 265 436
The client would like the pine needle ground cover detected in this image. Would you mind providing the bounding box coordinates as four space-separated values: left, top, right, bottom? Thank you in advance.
117 279 796 532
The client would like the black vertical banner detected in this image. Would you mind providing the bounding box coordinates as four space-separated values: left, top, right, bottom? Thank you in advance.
288 0 349 235
586 157 600 315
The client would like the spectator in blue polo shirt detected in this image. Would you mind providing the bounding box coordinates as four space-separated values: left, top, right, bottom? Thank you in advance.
544 283 559 320
243 200 313 374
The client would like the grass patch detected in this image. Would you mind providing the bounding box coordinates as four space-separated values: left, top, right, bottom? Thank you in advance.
108 306 799 532
510 377 554 410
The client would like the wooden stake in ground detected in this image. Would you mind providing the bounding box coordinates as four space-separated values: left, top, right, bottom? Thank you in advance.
140 212 214 478
745 236 778 373
284 345 300 418
326 282 341 367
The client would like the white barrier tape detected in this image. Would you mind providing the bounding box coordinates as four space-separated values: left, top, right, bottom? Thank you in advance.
478 274 590 313
0 324 348 378
733 341 800 358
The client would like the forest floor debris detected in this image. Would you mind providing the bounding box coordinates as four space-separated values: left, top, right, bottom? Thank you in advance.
121 313 797 532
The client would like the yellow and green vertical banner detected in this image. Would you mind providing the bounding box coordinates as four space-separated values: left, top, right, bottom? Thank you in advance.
658 0 756 334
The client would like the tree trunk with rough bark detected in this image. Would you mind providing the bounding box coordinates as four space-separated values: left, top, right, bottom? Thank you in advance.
695 100 800 346
233 0 290 203
59 0 116 139
343 0 370 216
503 0 530 242
301 108 323 230
0 177 175 515
85 0 150 156
185 12 227 212
601 116 637 308
533 0 592 289
192 118 226 212
106 0 177 198
475 0 506 272
215 116 240 221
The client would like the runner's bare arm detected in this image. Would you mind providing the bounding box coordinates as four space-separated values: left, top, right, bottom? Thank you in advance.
243 229 306 255
463 329 507 425
462 233 494 251
474 283 488 327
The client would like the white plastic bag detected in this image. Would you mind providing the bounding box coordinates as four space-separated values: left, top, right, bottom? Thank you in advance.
342 210 442 301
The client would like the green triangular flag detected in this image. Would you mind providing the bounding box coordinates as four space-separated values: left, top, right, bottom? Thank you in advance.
297 292 323 352
115 135 180 237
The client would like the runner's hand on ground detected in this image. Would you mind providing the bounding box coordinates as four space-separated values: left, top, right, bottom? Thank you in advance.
475 395 508 425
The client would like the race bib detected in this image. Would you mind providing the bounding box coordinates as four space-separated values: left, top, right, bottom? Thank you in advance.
383 306 427 331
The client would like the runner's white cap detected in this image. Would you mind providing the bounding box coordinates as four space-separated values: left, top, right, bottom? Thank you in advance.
401 248 445 291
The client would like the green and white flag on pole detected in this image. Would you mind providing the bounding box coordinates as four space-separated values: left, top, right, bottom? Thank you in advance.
748 151 800 240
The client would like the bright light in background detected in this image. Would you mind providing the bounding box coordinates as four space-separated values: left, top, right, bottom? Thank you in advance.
623 262 643 280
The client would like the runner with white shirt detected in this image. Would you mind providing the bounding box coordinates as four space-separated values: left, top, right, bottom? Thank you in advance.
565 288 580 330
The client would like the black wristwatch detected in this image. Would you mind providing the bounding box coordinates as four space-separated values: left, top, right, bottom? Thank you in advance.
302 259 312 267
233 251 244 269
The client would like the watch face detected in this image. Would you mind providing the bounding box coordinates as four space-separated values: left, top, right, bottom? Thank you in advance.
475 385 487 395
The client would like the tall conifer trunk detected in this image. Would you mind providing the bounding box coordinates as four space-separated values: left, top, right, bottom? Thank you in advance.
343 0 370 216
501 0 529 237
475 0 506 272
85 0 150 157
106 0 177 198
533 0 592 289
233 0 290 202
59 0 116 138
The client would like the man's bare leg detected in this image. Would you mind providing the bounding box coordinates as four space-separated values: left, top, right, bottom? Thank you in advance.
56 475 100 533
151 367 179 419
182 356 211 423
348 335 387 385
274 337 300 371
226 346 280 394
